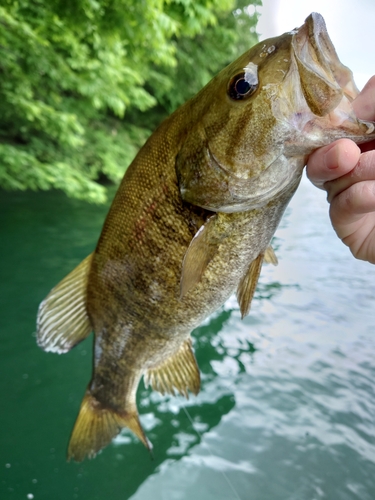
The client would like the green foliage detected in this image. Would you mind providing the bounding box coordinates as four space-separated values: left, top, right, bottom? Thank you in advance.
0 0 260 202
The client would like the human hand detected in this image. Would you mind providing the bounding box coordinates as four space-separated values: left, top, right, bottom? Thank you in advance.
306 76 375 264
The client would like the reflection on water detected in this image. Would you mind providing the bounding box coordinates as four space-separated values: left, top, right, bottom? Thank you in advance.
1 175 375 500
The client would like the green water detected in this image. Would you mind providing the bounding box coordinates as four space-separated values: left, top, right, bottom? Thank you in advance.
1 177 375 500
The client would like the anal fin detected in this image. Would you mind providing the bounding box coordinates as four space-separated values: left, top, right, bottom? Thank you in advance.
37 253 93 353
144 338 200 398
236 252 264 319
264 245 278 265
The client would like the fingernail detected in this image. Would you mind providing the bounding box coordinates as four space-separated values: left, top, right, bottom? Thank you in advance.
323 145 339 170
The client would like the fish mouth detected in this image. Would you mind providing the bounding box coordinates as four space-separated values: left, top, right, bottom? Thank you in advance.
292 12 359 116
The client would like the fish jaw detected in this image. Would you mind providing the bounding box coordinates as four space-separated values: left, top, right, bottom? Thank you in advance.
282 12 375 155
291 12 357 117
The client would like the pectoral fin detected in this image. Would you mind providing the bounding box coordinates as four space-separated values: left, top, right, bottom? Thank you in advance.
37 254 93 353
180 215 223 298
144 338 200 398
236 252 264 319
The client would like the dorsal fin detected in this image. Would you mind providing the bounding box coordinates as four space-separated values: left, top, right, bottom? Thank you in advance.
264 245 278 265
37 254 93 353
236 252 264 319
144 338 200 398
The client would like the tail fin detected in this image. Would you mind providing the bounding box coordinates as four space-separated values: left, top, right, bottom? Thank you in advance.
67 391 152 462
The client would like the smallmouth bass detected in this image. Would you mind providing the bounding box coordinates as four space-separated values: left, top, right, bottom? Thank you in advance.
37 13 375 461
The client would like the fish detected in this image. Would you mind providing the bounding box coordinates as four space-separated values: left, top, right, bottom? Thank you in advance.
37 12 375 462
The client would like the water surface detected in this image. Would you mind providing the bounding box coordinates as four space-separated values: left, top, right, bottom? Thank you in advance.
1 175 374 499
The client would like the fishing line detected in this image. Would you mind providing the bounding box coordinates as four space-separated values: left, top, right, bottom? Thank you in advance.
182 405 242 500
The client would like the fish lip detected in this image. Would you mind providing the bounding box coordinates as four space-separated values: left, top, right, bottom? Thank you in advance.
292 12 359 105
303 13 336 69
293 13 336 78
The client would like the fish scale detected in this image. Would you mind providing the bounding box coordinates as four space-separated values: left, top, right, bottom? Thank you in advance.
36 12 375 461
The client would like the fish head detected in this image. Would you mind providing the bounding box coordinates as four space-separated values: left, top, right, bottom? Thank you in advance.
176 12 375 212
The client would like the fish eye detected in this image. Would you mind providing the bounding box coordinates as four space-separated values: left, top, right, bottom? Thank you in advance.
228 72 258 100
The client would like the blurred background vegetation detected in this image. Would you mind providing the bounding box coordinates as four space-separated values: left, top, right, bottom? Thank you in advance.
0 0 260 202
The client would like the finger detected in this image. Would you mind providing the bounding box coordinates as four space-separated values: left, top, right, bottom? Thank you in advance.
329 179 375 229
330 181 375 264
353 75 375 121
337 210 375 265
325 150 375 203
306 139 361 189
